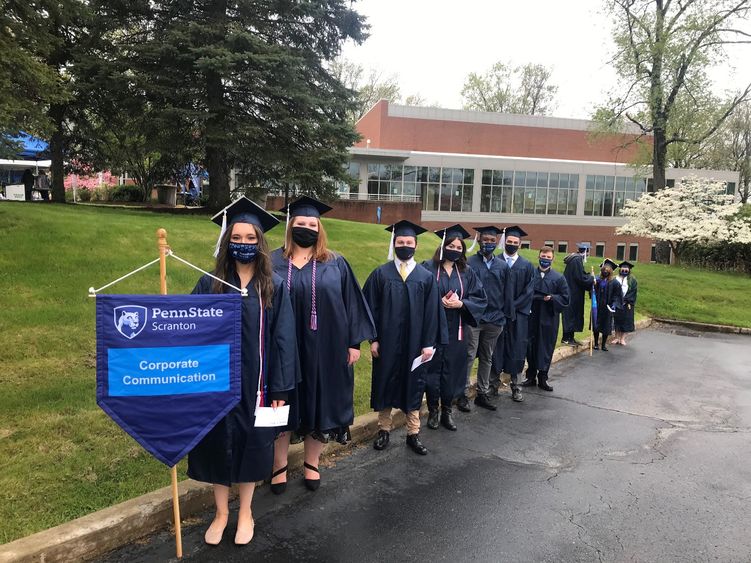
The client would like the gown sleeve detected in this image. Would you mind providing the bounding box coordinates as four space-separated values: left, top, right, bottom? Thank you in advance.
362 267 383 342
628 277 638 305
266 279 298 396
551 273 570 314
336 255 377 347
423 273 448 348
575 257 595 289
459 266 487 327
191 274 213 295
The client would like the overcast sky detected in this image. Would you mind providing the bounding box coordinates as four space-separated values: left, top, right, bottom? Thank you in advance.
340 0 751 120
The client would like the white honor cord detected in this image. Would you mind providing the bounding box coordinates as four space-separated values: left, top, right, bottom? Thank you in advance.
256 288 264 411
88 250 248 297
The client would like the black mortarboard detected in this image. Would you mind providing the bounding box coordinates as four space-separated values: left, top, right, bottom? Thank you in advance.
600 258 618 270
576 242 591 250
211 196 279 256
434 224 471 241
385 220 426 260
386 220 427 238
618 261 635 269
473 226 504 236
280 195 333 218
503 225 528 238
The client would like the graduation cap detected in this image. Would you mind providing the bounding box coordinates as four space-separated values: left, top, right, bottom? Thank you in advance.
503 225 528 239
279 195 333 240
600 258 618 270
434 224 470 260
211 196 280 257
576 242 591 250
618 261 635 269
385 220 427 260
473 225 504 236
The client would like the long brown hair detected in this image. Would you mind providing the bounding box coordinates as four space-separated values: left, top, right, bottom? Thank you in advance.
212 223 275 308
431 237 468 272
283 217 334 262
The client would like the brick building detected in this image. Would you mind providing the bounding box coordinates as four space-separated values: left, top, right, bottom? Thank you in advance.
336 100 738 262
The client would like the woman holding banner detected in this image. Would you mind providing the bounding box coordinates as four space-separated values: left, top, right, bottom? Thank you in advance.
271 196 376 493
188 197 297 546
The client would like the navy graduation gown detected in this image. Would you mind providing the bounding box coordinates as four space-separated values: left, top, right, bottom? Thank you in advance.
562 253 595 334
363 261 447 413
527 268 570 372
466 252 509 327
593 277 622 336
420 259 487 405
187 272 297 486
493 254 535 376
271 249 376 440
613 275 638 332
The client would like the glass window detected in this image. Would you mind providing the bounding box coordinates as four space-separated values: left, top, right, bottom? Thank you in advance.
367 163 379 179
429 167 441 183
593 191 604 216
514 171 526 187
584 191 594 216
491 186 502 213
616 243 626 261
558 241 568 254
570 174 579 189
368 180 379 196
462 185 473 212
424 183 440 211
727 182 736 195
535 187 547 214
502 171 513 186
568 189 577 215
403 166 418 182
524 187 535 213
463 169 474 184
526 172 537 188
521 241 531 250
512 187 524 213
595 175 605 190
537 172 549 188
595 243 605 257
586 175 594 190
480 185 492 212
549 173 559 188
544 240 554 246
501 187 512 213
629 244 638 261
482 169 492 185
603 190 614 216
403 181 417 197
440 182 452 211
651 244 657 262
546 188 558 215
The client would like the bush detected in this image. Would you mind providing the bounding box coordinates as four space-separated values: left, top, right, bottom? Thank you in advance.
681 242 751 274
69 187 92 202
90 184 115 202
110 184 144 202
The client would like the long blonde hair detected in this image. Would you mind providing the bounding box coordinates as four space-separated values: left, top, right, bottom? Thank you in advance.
283 217 334 262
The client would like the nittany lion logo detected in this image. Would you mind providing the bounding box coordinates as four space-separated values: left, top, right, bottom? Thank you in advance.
113 306 148 339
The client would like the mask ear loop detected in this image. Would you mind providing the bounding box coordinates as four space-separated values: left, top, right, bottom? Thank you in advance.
467 232 478 252
213 210 227 258
387 228 395 260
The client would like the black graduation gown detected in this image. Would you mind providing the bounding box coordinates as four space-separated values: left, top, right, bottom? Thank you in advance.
613 275 638 332
492 254 535 376
187 272 297 486
271 249 376 442
562 254 595 334
527 268 570 373
420 260 487 405
466 252 509 328
362 261 447 413
593 277 622 336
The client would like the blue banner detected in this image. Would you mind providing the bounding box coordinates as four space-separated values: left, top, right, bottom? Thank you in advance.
96 294 242 467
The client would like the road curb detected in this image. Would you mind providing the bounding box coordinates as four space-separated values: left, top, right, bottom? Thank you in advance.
652 317 750 335
0 318 652 562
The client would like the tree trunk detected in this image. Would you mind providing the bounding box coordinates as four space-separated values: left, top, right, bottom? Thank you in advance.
49 103 67 203
204 0 230 212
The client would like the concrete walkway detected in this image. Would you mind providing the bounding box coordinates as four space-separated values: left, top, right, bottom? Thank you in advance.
100 325 751 562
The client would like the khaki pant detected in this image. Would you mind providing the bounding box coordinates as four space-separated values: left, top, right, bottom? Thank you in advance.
378 408 420 435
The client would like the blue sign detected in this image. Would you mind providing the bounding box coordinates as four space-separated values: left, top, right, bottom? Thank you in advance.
96 294 242 467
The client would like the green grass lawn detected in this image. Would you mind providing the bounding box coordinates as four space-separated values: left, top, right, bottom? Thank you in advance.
0 202 749 543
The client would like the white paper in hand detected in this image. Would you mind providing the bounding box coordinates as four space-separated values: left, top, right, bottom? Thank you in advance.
411 347 436 372
254 405 290 427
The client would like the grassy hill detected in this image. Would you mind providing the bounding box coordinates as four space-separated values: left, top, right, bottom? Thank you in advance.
0 202 749 543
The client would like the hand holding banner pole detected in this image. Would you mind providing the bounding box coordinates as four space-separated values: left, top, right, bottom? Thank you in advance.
158 228 183 559
590 266 595 357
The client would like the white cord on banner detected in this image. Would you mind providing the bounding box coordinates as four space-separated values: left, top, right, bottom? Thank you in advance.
88 257 161 296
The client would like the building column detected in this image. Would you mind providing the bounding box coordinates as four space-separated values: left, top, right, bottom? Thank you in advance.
471 167 482 213
358 162 368 201
576 173 586 216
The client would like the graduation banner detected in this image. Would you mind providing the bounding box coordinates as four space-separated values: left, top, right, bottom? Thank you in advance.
96 293 242 467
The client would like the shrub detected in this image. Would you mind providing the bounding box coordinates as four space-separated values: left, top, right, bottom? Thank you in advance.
110 184 144 202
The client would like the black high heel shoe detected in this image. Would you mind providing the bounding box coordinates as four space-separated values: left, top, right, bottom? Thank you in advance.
270 465 288 495
303 462 320 491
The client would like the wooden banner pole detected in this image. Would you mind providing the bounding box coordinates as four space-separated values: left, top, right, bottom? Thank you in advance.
157 228 183 559
590 266 595 357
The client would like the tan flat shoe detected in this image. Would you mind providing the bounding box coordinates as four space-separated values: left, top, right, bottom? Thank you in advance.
234 517 255 545
204 516 227 545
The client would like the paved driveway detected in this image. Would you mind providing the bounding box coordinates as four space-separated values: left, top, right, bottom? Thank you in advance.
101 325 751 562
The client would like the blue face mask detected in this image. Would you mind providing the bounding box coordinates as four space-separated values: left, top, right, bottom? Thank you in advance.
229 242 258 263
539 258 552 269
481 243 496 255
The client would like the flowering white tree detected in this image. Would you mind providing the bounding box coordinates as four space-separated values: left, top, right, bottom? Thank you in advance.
617 176 751 263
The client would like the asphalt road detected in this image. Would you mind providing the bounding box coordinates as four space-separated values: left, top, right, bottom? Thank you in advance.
101 325 751 562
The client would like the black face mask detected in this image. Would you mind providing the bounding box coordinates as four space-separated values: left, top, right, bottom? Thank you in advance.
443 249 462 262
394 245 415 260
505 243 519 255
291 226 319 248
